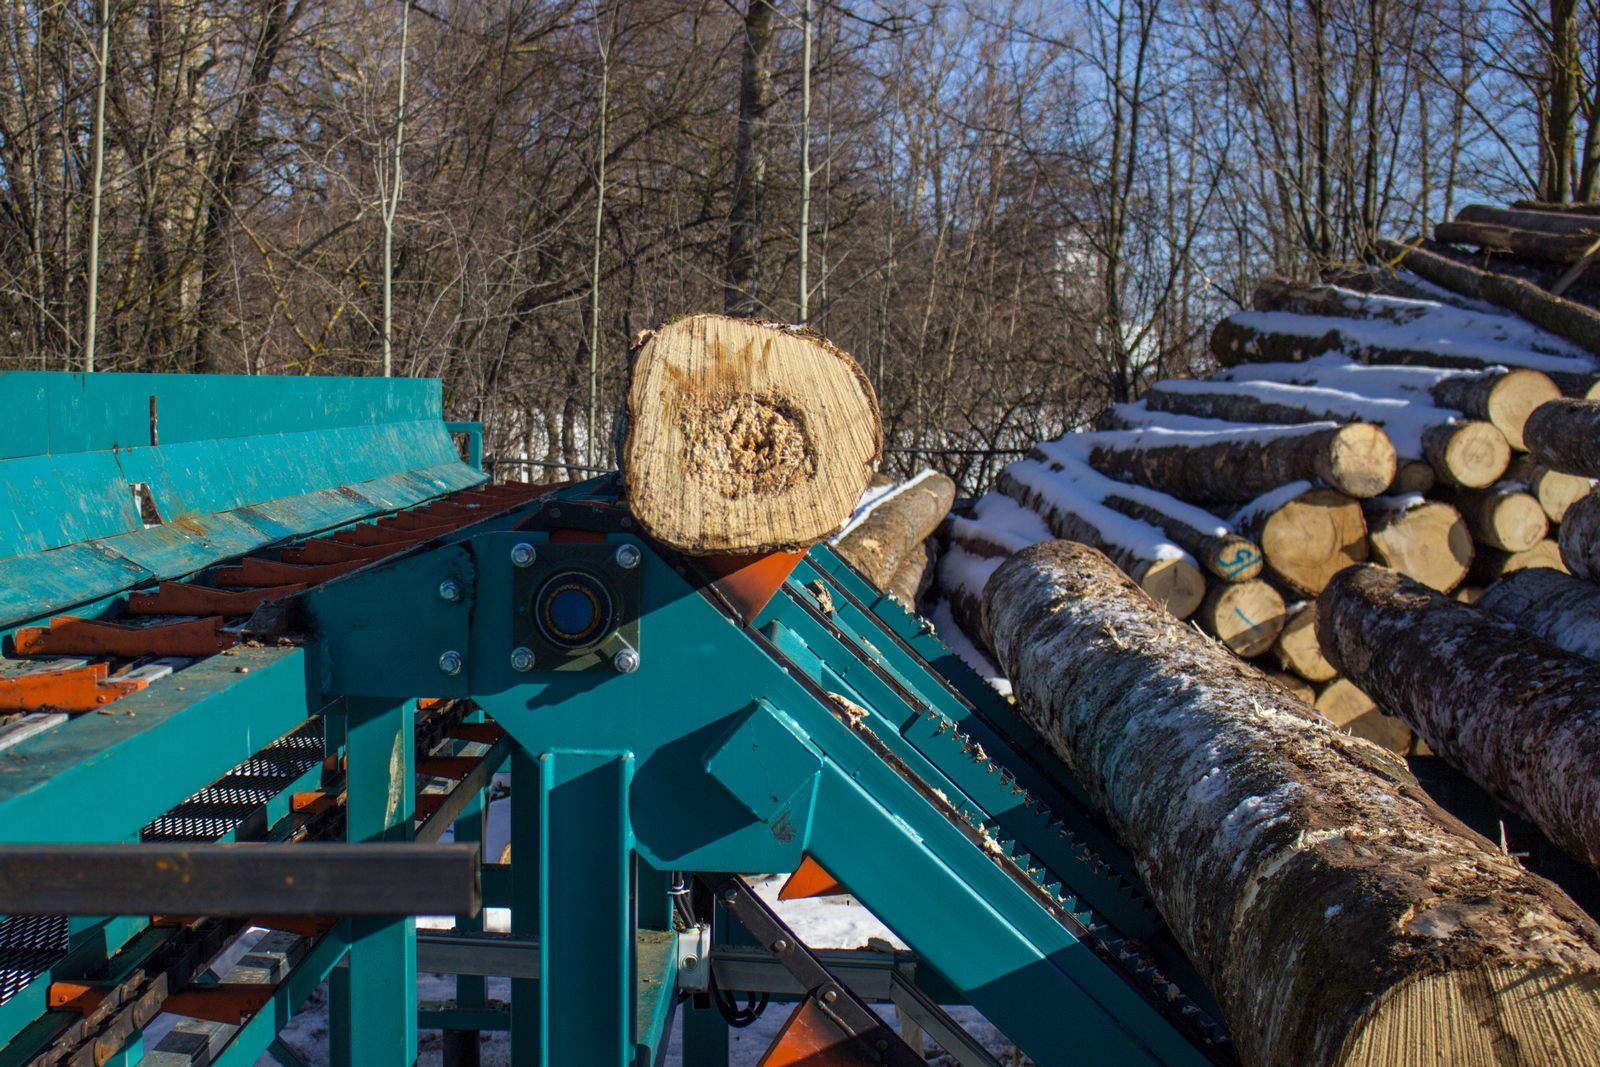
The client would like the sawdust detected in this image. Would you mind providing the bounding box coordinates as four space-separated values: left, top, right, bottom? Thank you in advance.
680 392 817 500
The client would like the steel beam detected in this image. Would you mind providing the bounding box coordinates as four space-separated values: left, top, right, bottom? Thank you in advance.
0 843 478 916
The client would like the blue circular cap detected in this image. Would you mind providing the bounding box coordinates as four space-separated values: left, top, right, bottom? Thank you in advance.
549 587 597 636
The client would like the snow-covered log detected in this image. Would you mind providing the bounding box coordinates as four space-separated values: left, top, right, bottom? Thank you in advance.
834 470 956 590
1320 563 1600 870
1235 486 1369 595
983 541 1600 1067
1363 497 1472 592
1030 442 1263 581
1080 422 1396 504
1142 379 1508 487
1481 567 1600 661
995 461 1206 617
1525 398 1600 480
622 314 881 555
1560 490 1600 580
1378 237 1600 359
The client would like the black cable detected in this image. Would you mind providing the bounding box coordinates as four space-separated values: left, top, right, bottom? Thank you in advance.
709 968 769 1028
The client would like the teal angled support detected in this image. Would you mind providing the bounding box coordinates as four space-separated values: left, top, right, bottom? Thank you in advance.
540 751 633 1067
445 707 489 1067
330 697 417 1067
510 749 540 1062
445 421 484 471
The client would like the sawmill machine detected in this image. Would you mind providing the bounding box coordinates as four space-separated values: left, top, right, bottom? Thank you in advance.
0 372 1236 1066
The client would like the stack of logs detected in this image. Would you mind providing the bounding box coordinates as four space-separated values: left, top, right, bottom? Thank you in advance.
939 260 1600 755
832 470 957 609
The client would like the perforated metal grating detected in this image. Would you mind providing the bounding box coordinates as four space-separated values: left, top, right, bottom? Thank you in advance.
141 721 324 842
0 916 69 1003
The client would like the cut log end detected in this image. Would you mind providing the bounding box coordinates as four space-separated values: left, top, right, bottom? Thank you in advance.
1273 601 1338 683
1197 579 1286 658
1486 370 1562 450
1256 489 1369 596
623 315 882 555
1321 423 1399 498
1132 557 1207 619
1424 421 1512 489
1388 460 1437 496
1342 967 1600 1067
1366 501 1473 593
1314 677 1411 753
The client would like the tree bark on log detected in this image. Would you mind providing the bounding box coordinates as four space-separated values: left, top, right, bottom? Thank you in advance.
833 471 956 591
1364 499 1472 592
1481 567 1600 661
1377 237 1600 358
983 541 1600 1067
1547 371 1600 400
1469 539 1568 585
1263 669 1317 704
1195 578 1286 658
622 314 881 555
884 539 936 609
1272 600 1338 683
1560 490 1600 580
1526 398 1600 479
1320 563 1600 870
995 464 1206 617
1250 277 1431 322
1457 203 1600 237
1433 220 1600 263
1210 315 1504 371
1447 485 1549 553
1313 677 1412 753
1238 488 1369 596
1084 424 1396 504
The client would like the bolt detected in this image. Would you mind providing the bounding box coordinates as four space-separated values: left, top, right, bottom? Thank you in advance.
614 543 642 570
875 1039 888 1052
681 955 698 969
612 648 640 674
438 578 463 602
510 542 537 568
510 646 537 673
821 988 838 1004
771 938 788 952
548 507 562 519
438 650 463 676
720 888 737 904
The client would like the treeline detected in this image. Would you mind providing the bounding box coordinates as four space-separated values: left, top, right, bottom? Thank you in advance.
0 0 1591 490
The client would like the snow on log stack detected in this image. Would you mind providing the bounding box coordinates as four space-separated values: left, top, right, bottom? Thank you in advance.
832 470 956 611
936 249 1600 758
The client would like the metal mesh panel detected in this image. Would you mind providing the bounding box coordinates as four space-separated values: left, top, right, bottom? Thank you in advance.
0 916 69 1003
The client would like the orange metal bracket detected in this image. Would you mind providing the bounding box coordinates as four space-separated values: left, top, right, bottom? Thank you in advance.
126 581 304 617
452 722 506 745
0 662 149 713
214 557 360 588
699 550 809 623
759 997 881 1066
162 983 275 1024
778 856 846 901
47 981 111 1015
13 615 237 658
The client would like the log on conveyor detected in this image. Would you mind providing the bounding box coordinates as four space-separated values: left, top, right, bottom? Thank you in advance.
1030 441 1263 581
1378 237 1600 359
1433 219 1600 263
1444 483 1549 553
622 314 882 555
995 461 1206 617
883 539 936 609
982 541 1600 1067
1320 564 1600 870
1082 422 1395 504
1363 496 1472 593
1143 380 1509 487
1560 490 1600 580
833 470 956 592
1482 567 1600 661
1526 398 1600 480
1235 486 1368 596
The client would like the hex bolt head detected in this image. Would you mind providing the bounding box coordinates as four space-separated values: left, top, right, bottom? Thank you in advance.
510 542 537 568
612 648 640 674
771 938 788 952
437 578 463 603
509 646 537 673
438 650 464 676
614 543 641 570
720 888 737 904
821 988 838 1004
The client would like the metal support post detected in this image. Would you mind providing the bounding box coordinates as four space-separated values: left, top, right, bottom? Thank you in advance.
540 751 633 1067
681 1001 729 1065
444 707 488 1067
510 748 540 1062
330 697 417 1067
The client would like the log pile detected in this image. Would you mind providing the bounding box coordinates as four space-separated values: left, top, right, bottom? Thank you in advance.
937 266 1600 753
832 469 956 610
